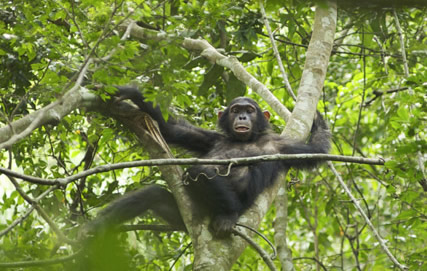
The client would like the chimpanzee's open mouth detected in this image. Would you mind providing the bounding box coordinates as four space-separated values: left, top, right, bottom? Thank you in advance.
235 126 250 132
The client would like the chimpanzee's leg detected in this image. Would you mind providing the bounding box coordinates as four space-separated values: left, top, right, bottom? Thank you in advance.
90 185 185 231
185 168 243 236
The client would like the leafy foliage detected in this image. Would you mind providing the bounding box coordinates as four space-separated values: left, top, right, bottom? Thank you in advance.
0 0 425 270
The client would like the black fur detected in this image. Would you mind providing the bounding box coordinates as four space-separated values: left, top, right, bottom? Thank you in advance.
90 86 331 236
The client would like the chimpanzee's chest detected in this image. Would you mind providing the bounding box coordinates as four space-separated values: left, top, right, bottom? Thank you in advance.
206 136 280 159
184 136 281 191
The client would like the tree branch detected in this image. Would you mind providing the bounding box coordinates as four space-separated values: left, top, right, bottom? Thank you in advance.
232 227 278 271
282 0 336 141
393 9 409 77
120 224 182 232
6 175 76 245
184 37 292 121
0 154 385 185
328 161 408 270
0 185 58 237
293 257 327 271
259 0 296 101
0 7 136 149
0 250 82 268
364 87 410 106
0 206 34 237
124 21 292 121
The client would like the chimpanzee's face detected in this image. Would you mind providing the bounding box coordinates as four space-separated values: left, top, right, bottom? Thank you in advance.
228 102 257 141
218 97 270 141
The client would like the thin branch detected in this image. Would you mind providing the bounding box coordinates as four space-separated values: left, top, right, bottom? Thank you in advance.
0 54 92 150
373 36 388 74
0 184 60 238
352 27 367 156
297 185 320 271
232 227 278 271
182 37 292 121
168 242 192 271
5 149 74 244
262 32 402 58
0 250 82 268
7 175 76 245
293 257 327 271
0 206 35 237
236 223 277 259
259 0 297 100
97 21 136 62
327 161 408 270
54 0 88 48
124 21 291 120
364 87 409 106
0 153 385 185
120 224 182 232
393 9 410 77
0 5 137 149
0 104 51 149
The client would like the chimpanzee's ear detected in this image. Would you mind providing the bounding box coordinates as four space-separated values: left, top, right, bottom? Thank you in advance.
263 111 271 120
218 111 224 119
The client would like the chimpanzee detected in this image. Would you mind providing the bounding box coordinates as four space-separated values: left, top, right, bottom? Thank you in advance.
90 86 331 236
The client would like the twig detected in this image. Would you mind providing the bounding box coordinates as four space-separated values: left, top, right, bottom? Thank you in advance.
0 206 35 237
352 27 367 156
0 250 82 268
54 0 88 48
327 161 408 270
364 87 409 106
182 37 291 121
259 0 296 100
296 186 321 271
293 257 327 271
0 56 92 150
232 227 278 271
236 223 277 259
168 242 192 271
97 21 136 62
373 36 388 74
0 153 385 185
393 9 409 77
0 4 137 150
6 175 76 245
0 185 59 237
120 224 183 232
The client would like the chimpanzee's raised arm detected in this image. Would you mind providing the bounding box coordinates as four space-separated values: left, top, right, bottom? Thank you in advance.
116 86 222 155
279 111 331 168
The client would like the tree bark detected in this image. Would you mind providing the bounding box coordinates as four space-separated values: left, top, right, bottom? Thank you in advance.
275 2 336 271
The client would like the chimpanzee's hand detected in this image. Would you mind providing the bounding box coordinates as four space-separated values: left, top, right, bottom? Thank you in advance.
114 86 144 103
210 213 238 237
78 217 112 241
311 110 329 132
113 86 156 115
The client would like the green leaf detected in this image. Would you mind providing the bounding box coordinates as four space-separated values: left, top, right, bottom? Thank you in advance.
397 107 410 122
198 64 224 97
99 128 115 147
225 73 246 103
